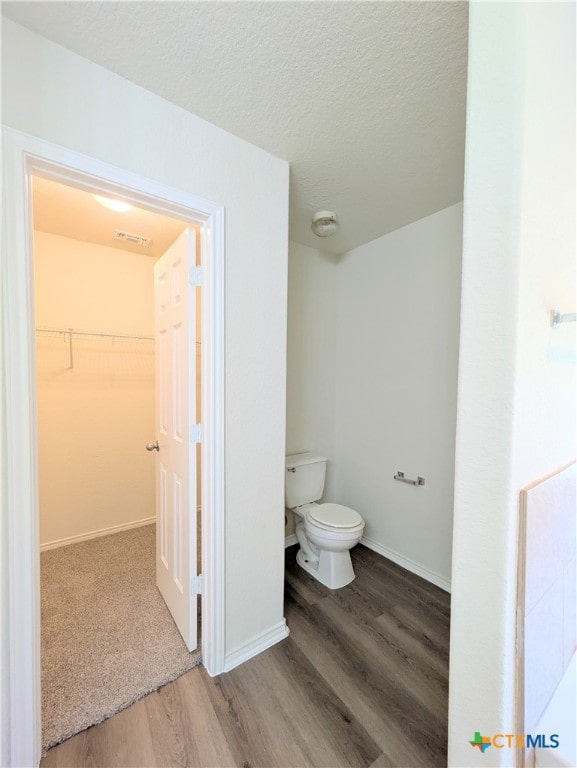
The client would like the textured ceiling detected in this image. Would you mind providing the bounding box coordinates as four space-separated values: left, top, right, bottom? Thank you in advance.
33 176 188 258
4 1 468 254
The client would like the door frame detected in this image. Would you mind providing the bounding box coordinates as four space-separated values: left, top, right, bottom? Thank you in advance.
1 126 226 767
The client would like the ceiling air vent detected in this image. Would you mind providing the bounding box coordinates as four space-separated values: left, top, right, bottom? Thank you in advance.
114 230 152 247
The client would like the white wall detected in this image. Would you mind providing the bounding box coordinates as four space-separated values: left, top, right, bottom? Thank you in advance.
334 204 462 588
34 231 157 547
286 241 338 504
1 20 289 750
448 4 576 767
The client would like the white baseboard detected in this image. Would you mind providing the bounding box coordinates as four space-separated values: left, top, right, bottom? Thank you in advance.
40 517 155 552
361 535 451 593
285 533 298 548
224 619 290 672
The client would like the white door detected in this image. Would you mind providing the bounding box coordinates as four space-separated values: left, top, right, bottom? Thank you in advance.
152 228 199 651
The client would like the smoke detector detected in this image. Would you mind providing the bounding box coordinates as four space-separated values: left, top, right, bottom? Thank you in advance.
114 230 152 247
311 211 337 237
312 211 338 238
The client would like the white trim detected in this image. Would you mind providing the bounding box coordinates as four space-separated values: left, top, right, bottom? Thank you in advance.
199 199 226 679
285 533 298 548
224 620 290 673
2 127 41 768
361 535 452 593
1 127 226 767
40 518 155 552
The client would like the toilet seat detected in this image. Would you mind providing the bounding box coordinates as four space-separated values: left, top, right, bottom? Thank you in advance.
307 503 363 531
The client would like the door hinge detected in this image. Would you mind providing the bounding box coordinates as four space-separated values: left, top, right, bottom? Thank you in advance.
191 574 203 595
190 423 202 443
189 265 203 286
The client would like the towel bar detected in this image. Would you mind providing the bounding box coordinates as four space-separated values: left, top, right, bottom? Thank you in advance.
551 310 576 328
394 471 425 487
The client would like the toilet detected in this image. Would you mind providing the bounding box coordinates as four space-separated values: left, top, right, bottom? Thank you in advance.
285 452 365 589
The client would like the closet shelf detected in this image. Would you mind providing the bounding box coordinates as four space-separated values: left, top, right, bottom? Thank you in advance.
36 326 200 370
36 326 155 369
35 326 154 341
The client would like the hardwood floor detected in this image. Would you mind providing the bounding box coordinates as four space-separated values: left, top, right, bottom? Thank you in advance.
41 545 450 767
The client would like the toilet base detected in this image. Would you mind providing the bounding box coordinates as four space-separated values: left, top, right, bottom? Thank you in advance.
296 547 355 590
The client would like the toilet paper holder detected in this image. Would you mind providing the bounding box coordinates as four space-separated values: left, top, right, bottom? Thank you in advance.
394 471 425 487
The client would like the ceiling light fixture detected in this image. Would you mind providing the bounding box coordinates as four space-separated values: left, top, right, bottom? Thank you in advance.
312 210 337 238
93 194 134 213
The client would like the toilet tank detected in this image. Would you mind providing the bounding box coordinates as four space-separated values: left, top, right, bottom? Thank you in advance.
285 452 327 508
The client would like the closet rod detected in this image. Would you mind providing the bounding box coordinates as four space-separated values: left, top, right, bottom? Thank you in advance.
36 326 154 341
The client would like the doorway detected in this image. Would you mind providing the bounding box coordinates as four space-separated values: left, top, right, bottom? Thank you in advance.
2 129 225 767
32 176 203 749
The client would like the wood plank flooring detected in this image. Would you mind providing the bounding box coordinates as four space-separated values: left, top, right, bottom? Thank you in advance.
41 544 450 767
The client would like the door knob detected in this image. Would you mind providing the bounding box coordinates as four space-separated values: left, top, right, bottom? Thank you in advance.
146 441 160 452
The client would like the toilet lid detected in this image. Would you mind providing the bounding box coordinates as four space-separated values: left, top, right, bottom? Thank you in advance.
308 503 363 529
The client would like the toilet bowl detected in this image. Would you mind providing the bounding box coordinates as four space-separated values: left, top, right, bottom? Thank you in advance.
286 453 365 589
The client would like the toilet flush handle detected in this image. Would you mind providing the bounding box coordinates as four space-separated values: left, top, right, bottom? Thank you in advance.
287 467 296 473
146 441 160 452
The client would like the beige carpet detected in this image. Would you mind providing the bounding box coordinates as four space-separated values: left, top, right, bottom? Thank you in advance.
41 524 201 752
